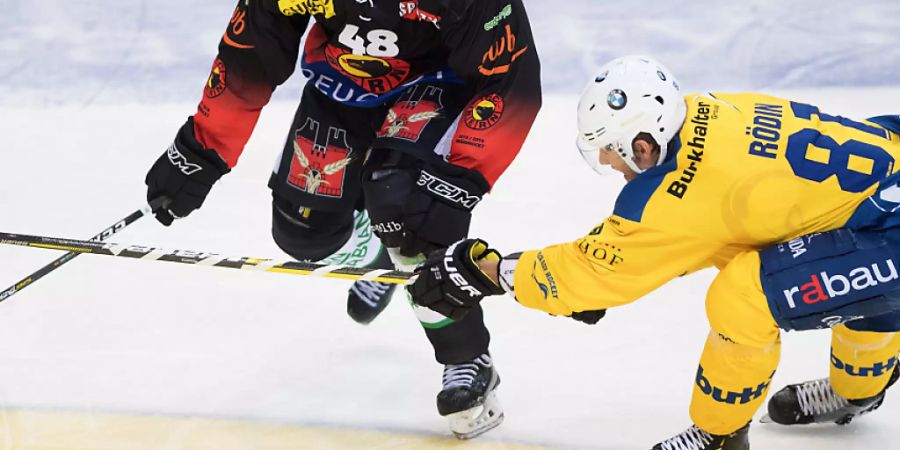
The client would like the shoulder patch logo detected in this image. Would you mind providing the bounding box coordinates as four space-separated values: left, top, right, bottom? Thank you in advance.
464 94 504 130
205 59 227 98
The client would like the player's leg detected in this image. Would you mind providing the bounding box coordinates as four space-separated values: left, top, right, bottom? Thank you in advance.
755 227 900 425
325 197 395 325
831 286 900 405
268 84 390 308
655 251 778 450
829 325 899 408
835 311 900 400
693 253 781 433
362 82 500 439
765 326 900 426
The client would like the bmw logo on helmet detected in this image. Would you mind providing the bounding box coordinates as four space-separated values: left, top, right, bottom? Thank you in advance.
607 89 627 110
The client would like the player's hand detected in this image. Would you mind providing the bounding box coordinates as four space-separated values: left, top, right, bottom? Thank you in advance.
570 309 607 325
145 116 230 226
407 239 505 320
399 165 489 257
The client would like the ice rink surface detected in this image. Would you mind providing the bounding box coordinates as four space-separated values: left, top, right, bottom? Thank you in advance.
1 1 900 449
2 92 900 449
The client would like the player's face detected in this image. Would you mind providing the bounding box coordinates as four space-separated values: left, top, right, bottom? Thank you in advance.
598 148 639 181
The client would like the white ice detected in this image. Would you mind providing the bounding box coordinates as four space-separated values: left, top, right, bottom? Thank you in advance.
1 1 899 449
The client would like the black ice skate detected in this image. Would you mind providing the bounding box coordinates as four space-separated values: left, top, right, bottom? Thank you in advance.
346 280 396 324
437 353 503 439
652 423 749 450
762 362 899 425
346 250 396 324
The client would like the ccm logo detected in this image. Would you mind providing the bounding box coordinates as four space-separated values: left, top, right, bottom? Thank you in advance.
782 259 898 309
167 143 203 175
417 171 481 210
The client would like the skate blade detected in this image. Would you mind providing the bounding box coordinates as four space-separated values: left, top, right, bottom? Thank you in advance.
759 414 773 424
447 391 504 440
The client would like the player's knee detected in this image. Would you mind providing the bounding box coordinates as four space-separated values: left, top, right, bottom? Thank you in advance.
271 195 353 261
707 252 780 348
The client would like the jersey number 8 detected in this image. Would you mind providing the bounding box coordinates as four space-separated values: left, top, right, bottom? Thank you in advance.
786 102 894 193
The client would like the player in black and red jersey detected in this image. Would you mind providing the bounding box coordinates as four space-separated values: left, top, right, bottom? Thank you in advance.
142 0 541 438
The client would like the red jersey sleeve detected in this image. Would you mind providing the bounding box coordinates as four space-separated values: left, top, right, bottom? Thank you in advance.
440 0 542 187
193 1 310 168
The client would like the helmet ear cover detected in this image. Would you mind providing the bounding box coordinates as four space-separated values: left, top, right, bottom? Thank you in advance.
576 55 687 175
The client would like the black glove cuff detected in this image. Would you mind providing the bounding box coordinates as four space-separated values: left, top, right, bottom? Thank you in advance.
172 116 231 179
399 164 490 254
145 116 231 225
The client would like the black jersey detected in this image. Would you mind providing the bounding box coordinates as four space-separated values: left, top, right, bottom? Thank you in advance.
194 0 541 186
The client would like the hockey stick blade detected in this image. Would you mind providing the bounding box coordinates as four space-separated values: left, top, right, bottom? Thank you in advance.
0 198 167 303
0 232 415 285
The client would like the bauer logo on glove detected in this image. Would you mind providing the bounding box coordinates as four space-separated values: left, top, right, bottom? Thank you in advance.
408 239 505 321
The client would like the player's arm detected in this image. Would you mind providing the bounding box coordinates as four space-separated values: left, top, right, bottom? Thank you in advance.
390 0 541 255
144 1 310 225
409 216 722 320
504 219 719 316
193 0 311 168
439 0 542 186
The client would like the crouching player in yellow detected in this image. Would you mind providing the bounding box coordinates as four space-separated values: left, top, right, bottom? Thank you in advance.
407 55 900 449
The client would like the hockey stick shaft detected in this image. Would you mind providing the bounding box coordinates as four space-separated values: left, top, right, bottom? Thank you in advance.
0 203 159 303
0 233 415 285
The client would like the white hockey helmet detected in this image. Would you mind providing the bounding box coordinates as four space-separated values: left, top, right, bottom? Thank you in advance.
576 55 686 175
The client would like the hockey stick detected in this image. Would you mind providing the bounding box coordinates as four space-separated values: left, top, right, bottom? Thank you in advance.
0 198 166 303
0 232 415 285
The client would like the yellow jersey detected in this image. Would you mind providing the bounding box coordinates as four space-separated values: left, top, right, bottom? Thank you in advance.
512 93 900 316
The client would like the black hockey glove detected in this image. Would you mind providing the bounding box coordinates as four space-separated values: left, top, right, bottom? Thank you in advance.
399 164 489 257
145 116 230 226
407 239 505 321
570 309 607 325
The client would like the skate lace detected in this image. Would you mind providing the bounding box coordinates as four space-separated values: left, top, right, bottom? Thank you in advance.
442 354 492 390
658 425 713 450
795 378 849 416
350 280 391 307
